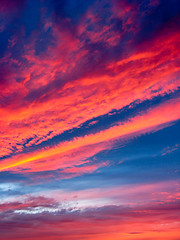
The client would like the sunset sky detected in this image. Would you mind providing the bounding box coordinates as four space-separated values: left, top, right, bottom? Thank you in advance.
0 0 180 239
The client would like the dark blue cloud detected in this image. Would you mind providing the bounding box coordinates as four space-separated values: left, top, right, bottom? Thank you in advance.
52 0 96 24
135 0 180 44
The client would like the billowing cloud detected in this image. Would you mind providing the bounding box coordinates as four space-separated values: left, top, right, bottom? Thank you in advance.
0 0 179 239
0 181 179 240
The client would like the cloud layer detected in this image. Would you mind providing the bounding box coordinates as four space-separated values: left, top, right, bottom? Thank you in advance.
0 0 180 239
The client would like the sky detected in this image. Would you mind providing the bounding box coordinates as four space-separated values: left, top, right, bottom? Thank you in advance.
0 0 180 239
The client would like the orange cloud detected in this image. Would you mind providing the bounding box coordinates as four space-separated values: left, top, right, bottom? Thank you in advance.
0 10 179 163
0 97 179 173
